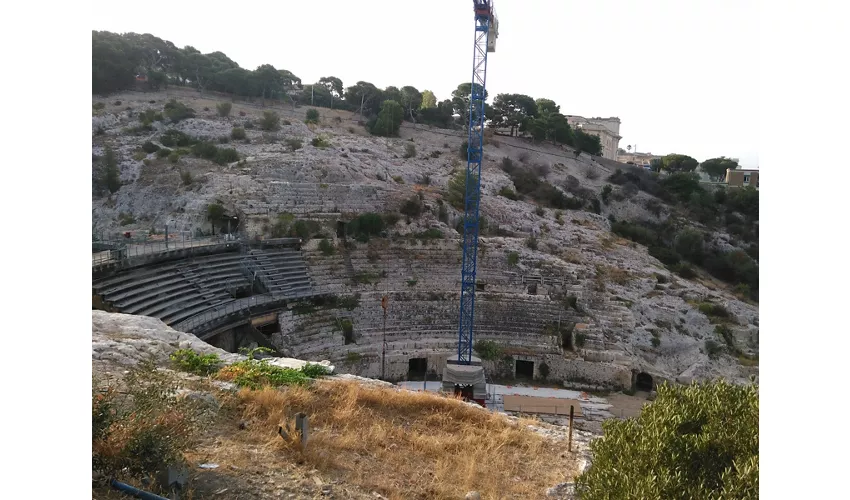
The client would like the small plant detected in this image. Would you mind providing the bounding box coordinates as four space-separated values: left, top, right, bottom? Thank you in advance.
651 336 661 348
93 102 106 111
407 279 418 287
575 332 587 348
311 136 331 148
215 147 240 164
601 184 613 204
526 236 538 250
340 319 354 344
168 152 180 164
230 127 246 140
499 187 518 200
507 251 519 266
564 295 579 311
584 166 600 180
216 102 232 117
180 171 193 186
518 151 530 163
163 99 195 123
538 362 550 379
705 339 723 358
535 206 545 217
260 110 281 131
141 141 160 154
155 147 172 159
170 349 222 375
392 175 405 184
403 143 416 158
113 100 122 106
132 150 147 161
305 108 320 124
459 141 469 160
285 138 303 151
473 340 503 361
319 238 335 256
346 352 362 363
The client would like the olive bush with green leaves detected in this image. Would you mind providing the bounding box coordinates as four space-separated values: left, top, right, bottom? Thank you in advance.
576 379 758 499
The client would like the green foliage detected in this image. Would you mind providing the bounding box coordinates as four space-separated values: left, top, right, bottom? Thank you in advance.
674 228 706 264
170 349 222 376
300 363 331 378
651 336 661 348
285 138 303 151
305 108 320 124
207 203 225 222
319 238 335 256
601 184 613 204
499 186 518 200
346 352 363 363
473 340 504 361
573 129 603 156
673 262 697 279
216 102 232 117
311 136 331 148
400 195 423 217
413 228 444 240
403 143 416 158
611 221 659 247
260 110 281 131
163 99 195 123
459 141 470 160
160 129 195 148
231 127 246 140
574 332 587 348
139 109 163 125
576 380 759 499
507 251 519 266
534 206 545 217
705 339 723 358
347 212 385 241
222 359 313 390
369 100 404 137
92 362 204 481
526 236 538 250
660 172 703 203
98 145 122 194
700 156 738 181
650 246 681 266
538 362 550 379
155 147 172 159
660 153 700 173
169 152 180 164
180 170 193 186
447 169 477 210
337 294 361 310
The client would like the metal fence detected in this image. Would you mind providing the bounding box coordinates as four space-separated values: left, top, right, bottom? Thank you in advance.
91 234 237 267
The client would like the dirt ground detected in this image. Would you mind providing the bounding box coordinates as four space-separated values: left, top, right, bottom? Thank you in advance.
605 391 652 419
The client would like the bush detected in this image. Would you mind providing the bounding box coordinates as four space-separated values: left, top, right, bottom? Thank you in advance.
538 362 550 379
473 340 503 361
574 332 587 348
612 221 659 247
392 175 404 184
584 166 600 180
447 170 476 210
649 246 681 266
160 129 194 148
92 362 203 481
674 228 705 264
534 206 545 217
311 136 331 148
348 213 385 241
215 148 239 165
601 185 613 204
705 339 723 358
459 141 469 160
231 127 246 140
170 349 222 376
141 141 160 154
169 152 180 164
526 236 538 250
260 111 281 131
403 143 416 158
155 147 172 159
180 171 193 186
305 108 320 124
507 252 519 266
216 102 232 117
576 380 758 499
285 138 303 151
163 99 195 123
400 195 423 217
651 336 661 348
499 187 518 200
673 263 697 279
319 238 335 256
218 358 318 390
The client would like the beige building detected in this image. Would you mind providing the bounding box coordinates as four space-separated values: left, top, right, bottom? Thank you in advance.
565 115 622 161
725 169 759 188
617 151 663 168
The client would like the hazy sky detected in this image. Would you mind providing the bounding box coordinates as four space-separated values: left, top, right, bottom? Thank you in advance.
92 0 758 168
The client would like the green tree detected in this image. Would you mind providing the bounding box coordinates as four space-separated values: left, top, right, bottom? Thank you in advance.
675 228 706 264
574 129 603 156
491 93 538 136
100 146 121 193
305 108 320 124
452 82 488 124
576 380 758 499
535 98 560 115
400 86 423 121
318 76 344 98
701 156 739 181
420 89 437 109
344 81 383 116
370 100 404 137
253 64 283 106
662 153 700 173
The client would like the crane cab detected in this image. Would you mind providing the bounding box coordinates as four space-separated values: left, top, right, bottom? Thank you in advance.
473 1 499 52
487 14 498 52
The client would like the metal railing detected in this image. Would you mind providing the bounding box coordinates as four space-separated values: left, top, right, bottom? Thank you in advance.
92 235 238 268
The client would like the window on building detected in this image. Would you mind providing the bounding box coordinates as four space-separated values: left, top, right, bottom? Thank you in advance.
744 174 751 184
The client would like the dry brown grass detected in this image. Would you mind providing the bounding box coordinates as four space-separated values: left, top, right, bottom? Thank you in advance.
213 380 576 500
596 265 634 286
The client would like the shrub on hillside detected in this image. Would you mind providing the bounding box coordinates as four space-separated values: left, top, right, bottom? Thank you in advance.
216 102 232 117
305 108 320 124
674 228 706 264
231 127 246 140
180 170 193 186
163 99 195 123
498 186 518 200
160 129 194 148
649 246 681 266
576 380 758 499
347 213 385 242
403 143 416 158
319 238 335 256
155 147 172 159
311 136 331 148
215 147 239 165
141 141 160 154
399 195 423 217
260 111 281 131
170 349 222 376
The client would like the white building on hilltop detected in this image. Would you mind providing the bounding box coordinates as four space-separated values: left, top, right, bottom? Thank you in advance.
565 116 622 161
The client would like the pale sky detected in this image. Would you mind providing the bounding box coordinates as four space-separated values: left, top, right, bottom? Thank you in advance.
92 0 758 168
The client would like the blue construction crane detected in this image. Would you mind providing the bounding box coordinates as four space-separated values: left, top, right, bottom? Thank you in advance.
457 0 498 365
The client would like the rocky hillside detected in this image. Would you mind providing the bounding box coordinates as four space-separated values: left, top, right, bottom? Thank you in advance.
92 89 758 388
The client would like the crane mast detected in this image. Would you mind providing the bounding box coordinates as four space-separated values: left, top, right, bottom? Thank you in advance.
457 0 497 365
